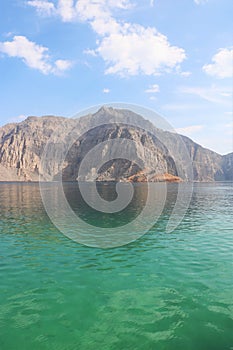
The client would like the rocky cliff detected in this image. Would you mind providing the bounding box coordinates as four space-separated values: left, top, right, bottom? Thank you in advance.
222 152 233 181
0 107 231 182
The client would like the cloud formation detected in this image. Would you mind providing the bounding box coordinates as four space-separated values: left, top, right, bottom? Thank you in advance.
0 36 72 75
96 26 186 76
27 0 186 77
176 125 204 136
203 48 233 79
179 85 232 105
28 0 132 24
27 0 55 16
145 84 160 93
194 0 208 4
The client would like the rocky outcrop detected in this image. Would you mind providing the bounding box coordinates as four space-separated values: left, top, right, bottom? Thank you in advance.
0 107 232 182
127 171 182 183
0 116 71 181
180 136 225 181
222 152 233 181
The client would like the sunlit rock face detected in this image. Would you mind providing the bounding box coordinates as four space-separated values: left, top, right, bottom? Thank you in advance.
0 107 230 182
222 152 233 181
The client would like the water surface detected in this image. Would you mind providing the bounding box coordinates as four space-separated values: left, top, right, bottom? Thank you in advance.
0 182 232 349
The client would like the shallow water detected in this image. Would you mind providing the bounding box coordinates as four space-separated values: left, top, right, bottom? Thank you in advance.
0 182 232 350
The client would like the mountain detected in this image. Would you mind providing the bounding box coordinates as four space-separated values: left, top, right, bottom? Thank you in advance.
222 152 233 181
0 107 232 182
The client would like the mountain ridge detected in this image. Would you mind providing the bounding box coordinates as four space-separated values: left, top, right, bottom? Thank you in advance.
0 107 232 182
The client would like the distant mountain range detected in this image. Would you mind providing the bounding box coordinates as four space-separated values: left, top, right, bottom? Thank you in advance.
0 106 232 182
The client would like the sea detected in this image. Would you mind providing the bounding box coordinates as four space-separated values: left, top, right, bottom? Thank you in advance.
0 182 232 350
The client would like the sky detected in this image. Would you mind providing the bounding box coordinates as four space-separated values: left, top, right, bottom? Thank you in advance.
0 0 232 155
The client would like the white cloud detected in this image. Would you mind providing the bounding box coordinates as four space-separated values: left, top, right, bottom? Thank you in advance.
225 121 233 129
4 31 15 38
28 0 186 77
162 103 201 111
203 48 233 78
18 114 27 120
58 0 77 22
10 115 27 123
0 36 72 75
103 88 110 93
176 125 204 136
220 92 231 97
27 0 76 21
55 59 73 72
145 84 160 93
28 0 132 25
27 0 56 16
180 71 192 77
194 0 208 4
84 49 98 57
97 26 186 76
75 0 133 36
179 85 232 105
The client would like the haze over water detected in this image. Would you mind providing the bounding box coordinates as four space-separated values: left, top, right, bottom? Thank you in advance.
0 182 232 350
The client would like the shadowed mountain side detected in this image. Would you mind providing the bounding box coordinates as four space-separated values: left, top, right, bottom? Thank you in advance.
0 107 232 182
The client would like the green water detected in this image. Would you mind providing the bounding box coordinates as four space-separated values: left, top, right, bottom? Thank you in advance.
0 182 232 350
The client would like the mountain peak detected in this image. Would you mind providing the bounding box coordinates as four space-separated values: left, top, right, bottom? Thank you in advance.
0 107 232 182
97 106 114 113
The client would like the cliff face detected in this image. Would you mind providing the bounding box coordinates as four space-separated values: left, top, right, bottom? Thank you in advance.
62 123 178 182
181 136 225 181
222 152 233 181
0 107 231 182
0 116 71 181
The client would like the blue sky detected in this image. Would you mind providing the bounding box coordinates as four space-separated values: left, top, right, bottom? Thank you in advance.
0 0 232 154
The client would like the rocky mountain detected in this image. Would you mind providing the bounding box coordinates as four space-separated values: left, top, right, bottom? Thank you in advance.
222 152 233 181
0 106 232 182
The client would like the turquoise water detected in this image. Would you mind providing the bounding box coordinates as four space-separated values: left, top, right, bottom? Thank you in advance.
0 182 232 350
